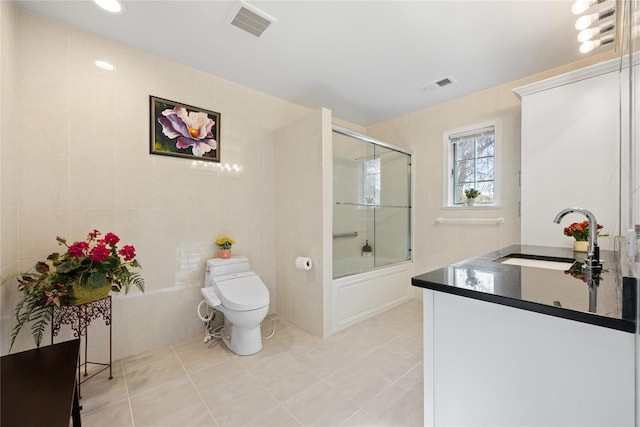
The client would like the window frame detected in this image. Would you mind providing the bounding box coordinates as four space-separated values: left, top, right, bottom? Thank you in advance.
358 156 381 206
444 120 500 208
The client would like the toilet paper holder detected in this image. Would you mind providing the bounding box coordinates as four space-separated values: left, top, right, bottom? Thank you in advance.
295 257 313 271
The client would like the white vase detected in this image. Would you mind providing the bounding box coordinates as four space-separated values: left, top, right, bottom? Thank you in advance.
465 198 476 206
573 240 589 252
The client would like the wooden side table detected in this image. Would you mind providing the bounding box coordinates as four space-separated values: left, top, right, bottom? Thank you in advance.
1 339 82 427
51 295 113 398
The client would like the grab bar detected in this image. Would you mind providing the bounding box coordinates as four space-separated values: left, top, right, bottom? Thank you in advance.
435 217 505 224
333 232 359 238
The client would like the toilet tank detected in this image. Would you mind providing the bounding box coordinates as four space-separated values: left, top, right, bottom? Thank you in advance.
205 256 250 287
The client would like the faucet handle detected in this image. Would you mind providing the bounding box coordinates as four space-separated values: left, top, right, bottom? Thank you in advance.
582 256 603 275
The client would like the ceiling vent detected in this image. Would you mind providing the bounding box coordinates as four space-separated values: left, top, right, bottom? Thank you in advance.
230 1 277 38
435 76 456 87
422 76 457 92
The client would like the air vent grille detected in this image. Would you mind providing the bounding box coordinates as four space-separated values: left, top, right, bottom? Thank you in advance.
436 77 455 87
231 3 276 38
422 76 457 92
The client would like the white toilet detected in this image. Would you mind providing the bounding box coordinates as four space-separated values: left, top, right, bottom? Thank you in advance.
201 256 270 355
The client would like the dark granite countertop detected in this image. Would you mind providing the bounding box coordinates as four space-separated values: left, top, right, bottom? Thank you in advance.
411 244 636 333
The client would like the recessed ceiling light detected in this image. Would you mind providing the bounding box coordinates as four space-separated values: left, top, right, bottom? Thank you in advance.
94 0 124 14
95 60 115 71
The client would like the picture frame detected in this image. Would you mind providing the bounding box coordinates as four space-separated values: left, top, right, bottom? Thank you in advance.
150 96 221 162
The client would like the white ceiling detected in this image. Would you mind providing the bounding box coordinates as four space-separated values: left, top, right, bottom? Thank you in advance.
14 0 593 126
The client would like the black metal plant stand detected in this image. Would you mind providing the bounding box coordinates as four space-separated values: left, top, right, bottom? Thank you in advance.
51 295 112 398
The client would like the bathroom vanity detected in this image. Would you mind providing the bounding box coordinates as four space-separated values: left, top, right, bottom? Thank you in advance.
412 245 636 426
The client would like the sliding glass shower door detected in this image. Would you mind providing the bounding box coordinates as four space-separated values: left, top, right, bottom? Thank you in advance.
332 126 411 278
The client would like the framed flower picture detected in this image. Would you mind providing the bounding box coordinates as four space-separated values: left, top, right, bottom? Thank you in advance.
150 96 221 162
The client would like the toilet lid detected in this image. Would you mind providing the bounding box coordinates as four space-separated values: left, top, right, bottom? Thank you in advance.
214 273 269 311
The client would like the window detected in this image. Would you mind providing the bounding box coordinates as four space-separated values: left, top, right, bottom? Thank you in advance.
446 124 496 206
360 157 380 205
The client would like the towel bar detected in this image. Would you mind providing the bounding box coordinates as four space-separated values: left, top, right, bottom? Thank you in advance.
333 232 359 238
435 217 505 224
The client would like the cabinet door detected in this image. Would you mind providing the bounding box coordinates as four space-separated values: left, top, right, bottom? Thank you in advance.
423 289 635 426
521 71 621 250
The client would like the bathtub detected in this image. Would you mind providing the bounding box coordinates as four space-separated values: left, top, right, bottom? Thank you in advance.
333 256 374 278
331 258 414 333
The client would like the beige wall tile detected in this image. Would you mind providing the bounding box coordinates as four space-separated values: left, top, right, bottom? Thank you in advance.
1 8 312 358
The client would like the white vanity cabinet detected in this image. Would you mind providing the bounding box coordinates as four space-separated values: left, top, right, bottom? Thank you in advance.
422 289 635 426
514 60 627 251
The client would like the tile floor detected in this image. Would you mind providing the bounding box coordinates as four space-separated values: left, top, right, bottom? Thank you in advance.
78 299 423 427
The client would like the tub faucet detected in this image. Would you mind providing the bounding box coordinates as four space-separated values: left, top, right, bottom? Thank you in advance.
553 207 602 274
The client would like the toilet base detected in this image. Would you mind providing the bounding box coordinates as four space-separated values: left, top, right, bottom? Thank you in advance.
221 321 263 356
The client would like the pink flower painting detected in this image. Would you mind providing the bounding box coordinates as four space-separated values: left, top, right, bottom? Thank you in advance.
151 96 221 162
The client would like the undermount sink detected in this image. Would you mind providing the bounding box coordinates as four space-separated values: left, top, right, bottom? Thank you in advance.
496 254 575 271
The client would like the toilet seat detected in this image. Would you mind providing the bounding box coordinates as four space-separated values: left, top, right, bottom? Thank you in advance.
213 272 269 311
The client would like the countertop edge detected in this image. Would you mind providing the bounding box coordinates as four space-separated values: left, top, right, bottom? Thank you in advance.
411 244 637 334
412 278 636 333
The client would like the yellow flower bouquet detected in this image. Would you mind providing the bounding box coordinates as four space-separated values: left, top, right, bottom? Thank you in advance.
215 237 235 250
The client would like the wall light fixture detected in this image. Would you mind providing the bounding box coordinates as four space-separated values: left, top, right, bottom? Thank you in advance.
571 0 615 54
579 33 615 53
572 0 608 15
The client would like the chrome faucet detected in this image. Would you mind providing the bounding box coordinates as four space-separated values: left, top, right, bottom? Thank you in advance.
553 207 603 274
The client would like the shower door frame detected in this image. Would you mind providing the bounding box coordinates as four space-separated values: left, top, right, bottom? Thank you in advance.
332 124 413 277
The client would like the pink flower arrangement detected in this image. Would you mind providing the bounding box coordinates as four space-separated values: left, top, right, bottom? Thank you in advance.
50 229 143 290
11 230 144 349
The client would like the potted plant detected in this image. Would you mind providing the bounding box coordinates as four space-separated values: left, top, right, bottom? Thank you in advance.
562 221 607 252
464 188 481 206
10 229 144 349
216 236 235 259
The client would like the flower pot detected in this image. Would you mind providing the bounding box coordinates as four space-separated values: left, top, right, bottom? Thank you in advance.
218 249 232 259
71 284 111 306
465 198 476 206
573 240 589 253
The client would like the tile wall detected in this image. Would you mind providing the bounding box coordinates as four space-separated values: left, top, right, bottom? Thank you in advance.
0 6 314 359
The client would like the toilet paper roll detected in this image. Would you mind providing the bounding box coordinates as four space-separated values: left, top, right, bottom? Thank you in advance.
295 257 313 271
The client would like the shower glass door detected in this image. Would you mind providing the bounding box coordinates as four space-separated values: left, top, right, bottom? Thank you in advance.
332 126 411 278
